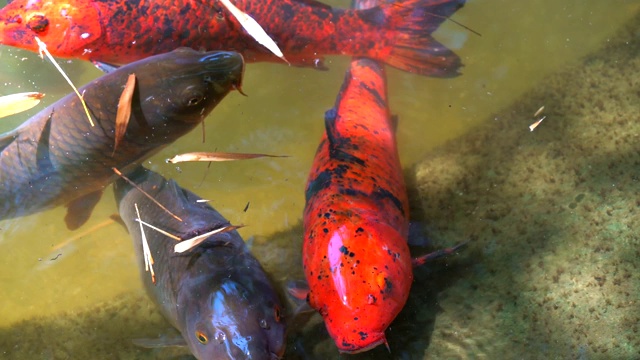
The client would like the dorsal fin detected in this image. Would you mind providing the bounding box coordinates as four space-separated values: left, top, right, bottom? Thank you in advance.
0 131 17 153
323 107 339 153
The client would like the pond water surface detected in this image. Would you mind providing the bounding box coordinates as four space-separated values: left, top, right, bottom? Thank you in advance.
0 0 638 358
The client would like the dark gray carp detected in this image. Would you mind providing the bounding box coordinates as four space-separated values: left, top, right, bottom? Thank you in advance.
0 48 244 229
114 167 286 360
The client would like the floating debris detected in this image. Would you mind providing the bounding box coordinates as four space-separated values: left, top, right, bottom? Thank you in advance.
135 218 181 241
112 167 183 222
135 203 156 284
113 74 136 155
0 92 44 118
529 116 546 132
174 225 243 253
34 36 95 127
166 151 288 163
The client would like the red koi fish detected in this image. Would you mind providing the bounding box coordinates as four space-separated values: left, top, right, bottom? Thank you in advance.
302 52 411 351
0 0 465 77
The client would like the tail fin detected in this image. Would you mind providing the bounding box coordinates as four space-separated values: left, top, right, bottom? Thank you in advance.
382 0 466 77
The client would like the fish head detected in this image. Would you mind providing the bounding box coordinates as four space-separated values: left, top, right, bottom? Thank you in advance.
128 49 244 136
305 220 413 354
182 277 286 360
0 0 102 58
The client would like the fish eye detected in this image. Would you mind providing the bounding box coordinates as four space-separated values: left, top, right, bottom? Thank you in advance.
187 96 203 106
259 319 269 329
27 14 49 33
183 91 204 107
195 330 208 344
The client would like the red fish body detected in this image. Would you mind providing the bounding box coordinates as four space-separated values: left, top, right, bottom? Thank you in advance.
302 55 412 353
0 0 465 77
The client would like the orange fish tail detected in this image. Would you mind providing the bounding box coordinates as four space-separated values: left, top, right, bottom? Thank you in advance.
381 0 465 77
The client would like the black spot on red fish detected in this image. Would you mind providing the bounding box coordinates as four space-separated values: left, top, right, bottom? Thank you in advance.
332 164 350 178
359 331 368 340
373 187 405 216
6 14 22 24
179 2 192 15
361 82 386 109
279 3 295 21
339 245 349 255
382 277 393 294
356 7 386 27
331 148 366 166
179 29 190 40
305 170 332 202
342 340 355 349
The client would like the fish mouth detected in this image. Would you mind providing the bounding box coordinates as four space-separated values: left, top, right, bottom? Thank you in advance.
199 51 245 93
334 331 387 355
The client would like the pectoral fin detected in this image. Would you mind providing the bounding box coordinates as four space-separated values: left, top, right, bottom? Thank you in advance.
323 109 365 165
285 280 316 332
64 190 104 230
92 60 120 73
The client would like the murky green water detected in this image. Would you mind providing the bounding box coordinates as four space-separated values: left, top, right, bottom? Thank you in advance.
0 0 638 358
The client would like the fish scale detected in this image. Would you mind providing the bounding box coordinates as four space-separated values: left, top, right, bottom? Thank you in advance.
0 48 243 229
114 167 287 360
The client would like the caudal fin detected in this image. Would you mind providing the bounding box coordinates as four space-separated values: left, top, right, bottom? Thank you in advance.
382 0 466 77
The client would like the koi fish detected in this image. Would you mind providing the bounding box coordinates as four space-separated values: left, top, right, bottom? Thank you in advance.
114 167 286 359
301 53 413 352
0 0 465 77
299 6 407 352
0 48 243 229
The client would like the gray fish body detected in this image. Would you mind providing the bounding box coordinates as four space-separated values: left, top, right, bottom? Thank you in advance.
0 49 243 226
114 167 286 360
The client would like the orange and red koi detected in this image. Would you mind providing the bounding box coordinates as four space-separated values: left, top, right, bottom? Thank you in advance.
0 0 465 77
302 53 413 353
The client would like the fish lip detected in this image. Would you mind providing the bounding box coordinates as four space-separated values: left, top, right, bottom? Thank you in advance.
337 335 386 354
198 51 245 93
